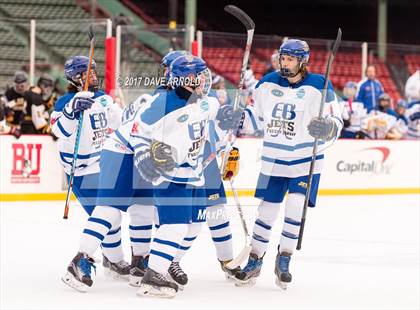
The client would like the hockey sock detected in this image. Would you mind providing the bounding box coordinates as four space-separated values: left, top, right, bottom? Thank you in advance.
206 204 233 261
128 204 155 256
279 193 304 254
148 224 188 275
173 222 202 262
251 200 281 258
101 226 124 263
79 205 122 258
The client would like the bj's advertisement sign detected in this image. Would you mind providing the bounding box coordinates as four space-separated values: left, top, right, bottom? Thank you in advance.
0 135 62 193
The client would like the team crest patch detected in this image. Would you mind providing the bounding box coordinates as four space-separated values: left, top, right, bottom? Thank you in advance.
200 101 209 111
177 114 189 123
296 88 305 99
271 89 283 97
99 97 108 107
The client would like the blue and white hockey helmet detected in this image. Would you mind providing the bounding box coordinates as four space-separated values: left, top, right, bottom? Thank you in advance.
159 50 191 85
169 55 212 96
279 39 310 77
64 56 97 90
343 81 358 99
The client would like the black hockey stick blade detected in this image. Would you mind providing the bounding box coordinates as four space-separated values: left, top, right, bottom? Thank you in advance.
224 5 255 30
331 28 342 57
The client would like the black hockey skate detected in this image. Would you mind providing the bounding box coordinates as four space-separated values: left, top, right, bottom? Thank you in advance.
102 255 130 280
219 259 241 280
129 255 149 287
62 252 96 293
274 251 292 290
137 268 178 298
234 253 264 286
168 261 188 290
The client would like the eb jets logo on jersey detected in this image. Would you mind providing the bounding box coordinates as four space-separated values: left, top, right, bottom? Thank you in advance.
266 102 297 139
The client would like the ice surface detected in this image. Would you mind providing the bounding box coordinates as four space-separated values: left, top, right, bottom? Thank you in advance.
1 195 419 310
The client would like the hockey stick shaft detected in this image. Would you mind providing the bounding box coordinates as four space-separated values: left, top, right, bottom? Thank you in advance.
296 28 342 249
63 25 96 219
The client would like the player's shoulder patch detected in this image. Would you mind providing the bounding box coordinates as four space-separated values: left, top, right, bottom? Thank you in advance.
54 92 76 112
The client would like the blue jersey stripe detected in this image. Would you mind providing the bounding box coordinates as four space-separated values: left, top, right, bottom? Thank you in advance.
129 225 153 231
102 240 122 248
263 141 325 151
209 221 230 231
88 217 112 230
115 130 134 152
83 229 105 241
57 119 72 137
212 234 232 242
261 154 324 166
150 249 174 262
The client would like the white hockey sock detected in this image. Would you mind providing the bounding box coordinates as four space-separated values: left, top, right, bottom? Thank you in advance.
101 226 124 263
279 193 304 254
128 204 155 256
148 224 188 275
173 222 202 262
251 200 281 258
206 204 233 261
79 205 122 258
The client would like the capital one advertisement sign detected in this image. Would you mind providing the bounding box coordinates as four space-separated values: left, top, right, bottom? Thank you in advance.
321 140 419 189
0 135 62 193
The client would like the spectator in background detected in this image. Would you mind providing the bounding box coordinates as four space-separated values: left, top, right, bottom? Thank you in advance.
264 50 280 75
21 74 57 134
377 93 397 117
405 69 419 102
362 93 406 140
0 94 21 138
340 81 368 139
356 65 384 112
4 71 29 127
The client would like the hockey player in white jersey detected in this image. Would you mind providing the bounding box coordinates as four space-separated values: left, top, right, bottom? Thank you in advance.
340 81 368 138
50 56 132 289
234 39 343 289
130 55 241 297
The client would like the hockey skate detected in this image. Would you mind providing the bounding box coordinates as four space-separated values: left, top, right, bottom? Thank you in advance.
274 251 292 290
168 261 188 290
137 268 178 298
219 259 241 280
102 255 130 280
62 252 96 293
234 253 264 286
129 255 149 287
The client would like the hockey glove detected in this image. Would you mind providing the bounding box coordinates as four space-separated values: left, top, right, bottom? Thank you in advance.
150 141 176 173
221 147 240 181
134 150 161 183
307 117 338 141
63 91 94 120
216 105 244 131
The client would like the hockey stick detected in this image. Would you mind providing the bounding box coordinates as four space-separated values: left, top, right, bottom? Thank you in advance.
63 25 96 219
221 5 255 269
296 28 342 249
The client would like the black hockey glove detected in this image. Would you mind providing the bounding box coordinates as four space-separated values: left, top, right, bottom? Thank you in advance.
307 117 338 141
134 141 175 183
216 105 244 131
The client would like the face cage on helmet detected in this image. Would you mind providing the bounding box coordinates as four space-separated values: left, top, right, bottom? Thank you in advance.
195 68 212 97
68 69 99 92
279 53 307 78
